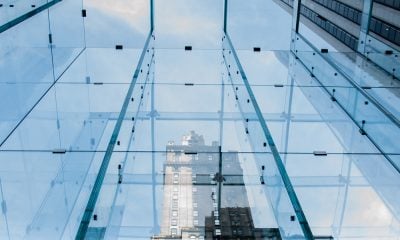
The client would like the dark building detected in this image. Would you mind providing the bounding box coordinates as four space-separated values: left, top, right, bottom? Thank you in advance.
205 207 281 240
277 0 400 51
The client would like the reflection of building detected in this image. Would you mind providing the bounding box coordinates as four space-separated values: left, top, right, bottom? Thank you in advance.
205 207 281 240
278 0 400 51
152 131 281 240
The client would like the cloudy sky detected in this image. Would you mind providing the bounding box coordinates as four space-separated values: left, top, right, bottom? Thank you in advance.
0 0 399 239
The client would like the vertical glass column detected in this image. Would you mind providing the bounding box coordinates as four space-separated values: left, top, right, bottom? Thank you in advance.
75 31 154 239
222 33 313 239
357 0 373 53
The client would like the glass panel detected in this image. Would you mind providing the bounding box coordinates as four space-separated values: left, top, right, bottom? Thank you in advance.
83 0 149 48
1 1 400 239
293 33 400 169
0 83 132 152
0 8 53 144
0 151 105 239
364 35 400 79
154 49 221 84
154 0 223 49
297 0 359 52
48 0 85 78
0 0 58 31
223 35 309 238
228 0 292 50
284 153 400 238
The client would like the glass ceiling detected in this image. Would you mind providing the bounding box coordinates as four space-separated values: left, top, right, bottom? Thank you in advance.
0 0 399 239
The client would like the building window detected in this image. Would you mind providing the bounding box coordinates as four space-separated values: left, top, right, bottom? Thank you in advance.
171 228 177 235
172 210 178 217
171 219 177 226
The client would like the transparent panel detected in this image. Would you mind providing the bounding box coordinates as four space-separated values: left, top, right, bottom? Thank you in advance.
83 0 149 49
228 0 293 50
48 0 85 78
0 0 59 31
284 153 400 239
0 8 53 144
297 0 358 53
1 0 400 239
292 33 400 170
0 151 105 239
154 0 223 49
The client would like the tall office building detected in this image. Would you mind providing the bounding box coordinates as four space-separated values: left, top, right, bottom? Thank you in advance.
151 131 281 239
0 0 400 239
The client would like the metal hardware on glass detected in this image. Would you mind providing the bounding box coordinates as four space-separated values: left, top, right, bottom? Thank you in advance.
260 165 265 185
359 120 367 135
331 89 336 102
52 149 66 154
118 164 122 184
313 151 327 156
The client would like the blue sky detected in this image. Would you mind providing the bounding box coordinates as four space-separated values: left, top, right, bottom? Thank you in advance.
0 0 399 239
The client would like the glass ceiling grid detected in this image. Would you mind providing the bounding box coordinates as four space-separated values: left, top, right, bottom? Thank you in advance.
0 0 399 240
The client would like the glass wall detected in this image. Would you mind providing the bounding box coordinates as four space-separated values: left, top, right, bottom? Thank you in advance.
0 0 399 239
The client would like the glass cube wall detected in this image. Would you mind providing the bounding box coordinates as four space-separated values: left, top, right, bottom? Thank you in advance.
0 0 400 239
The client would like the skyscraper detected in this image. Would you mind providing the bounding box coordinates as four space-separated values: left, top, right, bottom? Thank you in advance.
152 131 281 239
